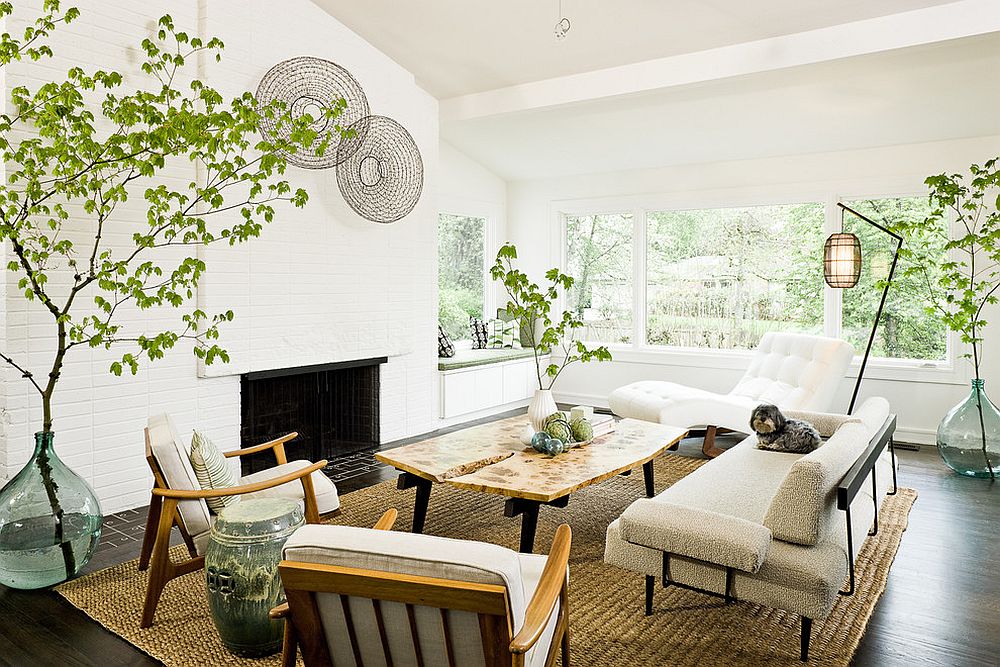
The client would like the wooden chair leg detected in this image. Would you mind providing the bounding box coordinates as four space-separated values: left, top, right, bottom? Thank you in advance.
800 617 812 662
281 618 297 667
137 491 161 572
141 497 179 628
702 425 725 458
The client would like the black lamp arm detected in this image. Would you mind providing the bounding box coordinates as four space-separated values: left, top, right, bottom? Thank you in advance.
836 202 903 414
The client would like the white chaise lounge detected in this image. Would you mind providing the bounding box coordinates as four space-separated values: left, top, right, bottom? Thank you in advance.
608 332 854 457
603 397 897 662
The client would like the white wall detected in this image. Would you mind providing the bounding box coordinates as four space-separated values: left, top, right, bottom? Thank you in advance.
438 140 509 318
507 135 1000 444
1 0 439 511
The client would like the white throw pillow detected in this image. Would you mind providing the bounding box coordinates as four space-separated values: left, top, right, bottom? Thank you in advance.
189 431 239 513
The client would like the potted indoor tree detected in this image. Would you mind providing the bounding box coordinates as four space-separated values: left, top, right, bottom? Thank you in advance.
0 3 339 588
893 158 1000 479
490 243 612 431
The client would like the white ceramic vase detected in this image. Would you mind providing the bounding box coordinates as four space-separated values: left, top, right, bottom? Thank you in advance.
528 389 558 432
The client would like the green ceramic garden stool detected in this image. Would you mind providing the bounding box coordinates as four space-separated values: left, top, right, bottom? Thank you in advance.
205 498 304 657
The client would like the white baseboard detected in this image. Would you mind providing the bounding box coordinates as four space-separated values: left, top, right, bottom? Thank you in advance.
554 391 936 447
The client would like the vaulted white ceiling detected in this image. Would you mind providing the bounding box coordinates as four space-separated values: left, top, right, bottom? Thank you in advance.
313 1 1000 180
312 0 959 98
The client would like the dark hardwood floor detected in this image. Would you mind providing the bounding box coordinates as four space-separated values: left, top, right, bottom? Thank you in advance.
0 417 997 666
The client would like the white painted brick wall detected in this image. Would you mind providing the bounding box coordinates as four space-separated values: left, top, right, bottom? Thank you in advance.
1 0 439 512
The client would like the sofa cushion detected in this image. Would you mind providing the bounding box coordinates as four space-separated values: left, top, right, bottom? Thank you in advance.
647 435 798 523
620 500 772 572
763 420 870 546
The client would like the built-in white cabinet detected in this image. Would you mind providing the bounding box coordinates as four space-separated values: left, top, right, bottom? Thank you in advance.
439 355 545 419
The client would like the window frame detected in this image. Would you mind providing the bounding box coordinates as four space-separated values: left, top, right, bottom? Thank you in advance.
553 189 966 386
437 203 500 344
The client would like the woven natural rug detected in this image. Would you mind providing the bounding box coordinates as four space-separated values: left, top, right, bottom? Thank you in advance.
57 453 916 666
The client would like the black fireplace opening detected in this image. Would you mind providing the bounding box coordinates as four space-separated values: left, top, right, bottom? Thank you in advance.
239 357 386 476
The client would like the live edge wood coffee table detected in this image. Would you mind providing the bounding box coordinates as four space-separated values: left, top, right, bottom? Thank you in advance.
375 415 687 553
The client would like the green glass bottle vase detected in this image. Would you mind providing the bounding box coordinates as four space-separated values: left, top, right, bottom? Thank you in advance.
937 379 1000 479
0 432 103 589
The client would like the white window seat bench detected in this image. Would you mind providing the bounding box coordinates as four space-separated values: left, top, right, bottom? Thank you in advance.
438 348 548 421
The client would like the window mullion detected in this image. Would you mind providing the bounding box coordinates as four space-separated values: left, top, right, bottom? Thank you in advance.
824 196 843 341
633 208 646 348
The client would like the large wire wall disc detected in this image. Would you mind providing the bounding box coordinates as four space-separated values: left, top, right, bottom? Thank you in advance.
256 56 369 169
335 115 424 224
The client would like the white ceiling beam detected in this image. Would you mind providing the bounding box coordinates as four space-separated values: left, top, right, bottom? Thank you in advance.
441 0 1000 121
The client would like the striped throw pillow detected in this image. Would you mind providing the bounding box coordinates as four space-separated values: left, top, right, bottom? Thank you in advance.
486 318 521 349
189 431 239 513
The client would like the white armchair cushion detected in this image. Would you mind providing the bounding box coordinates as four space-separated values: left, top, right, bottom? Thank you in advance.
241 461 340 514
620 500 772 573
147 414 212 541
284 525 555 666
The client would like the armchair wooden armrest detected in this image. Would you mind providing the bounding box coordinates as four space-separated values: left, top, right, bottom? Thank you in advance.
509 523 572 655
151 459 328 500
373 508 398 531
223 432 297 465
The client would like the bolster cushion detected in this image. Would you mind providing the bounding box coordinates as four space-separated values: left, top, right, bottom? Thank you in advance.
619 500 772 573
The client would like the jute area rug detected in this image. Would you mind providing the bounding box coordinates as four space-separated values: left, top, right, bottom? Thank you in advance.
57 453 916 666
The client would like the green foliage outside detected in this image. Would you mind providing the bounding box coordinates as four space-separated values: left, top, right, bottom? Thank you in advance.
438 213 485 340
842 197 947 361
647 204 826 350
566 213 632 343
566 201 948 361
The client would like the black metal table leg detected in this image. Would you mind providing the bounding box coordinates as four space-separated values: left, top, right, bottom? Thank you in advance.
504 496 569 553
397 472 433 534
643 460 655 498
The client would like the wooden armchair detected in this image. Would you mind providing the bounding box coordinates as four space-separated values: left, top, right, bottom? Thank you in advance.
272 509 572 667
138 414 339 628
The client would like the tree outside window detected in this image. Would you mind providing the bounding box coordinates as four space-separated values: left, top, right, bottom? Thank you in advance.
841 197 948 361
438 214 486 340
565 213 633 344
646 204 825 349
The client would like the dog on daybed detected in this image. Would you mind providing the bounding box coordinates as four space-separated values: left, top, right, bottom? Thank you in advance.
750 404 822 454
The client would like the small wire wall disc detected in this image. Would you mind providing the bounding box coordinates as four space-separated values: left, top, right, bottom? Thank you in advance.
335 115 424 224
256 56 369 169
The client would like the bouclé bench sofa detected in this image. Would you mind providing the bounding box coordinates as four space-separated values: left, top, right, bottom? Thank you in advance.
604 397 897 661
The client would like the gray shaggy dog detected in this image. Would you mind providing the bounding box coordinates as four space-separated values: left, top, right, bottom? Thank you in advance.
750 404 822 454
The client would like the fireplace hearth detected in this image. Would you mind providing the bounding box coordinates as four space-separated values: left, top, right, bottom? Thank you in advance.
239 357 386 475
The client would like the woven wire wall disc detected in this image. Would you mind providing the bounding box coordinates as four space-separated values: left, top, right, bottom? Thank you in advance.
336 115 424 224
256 56 369 169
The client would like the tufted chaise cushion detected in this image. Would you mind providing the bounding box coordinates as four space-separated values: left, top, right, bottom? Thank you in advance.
729 333 854 411
608 333 853 432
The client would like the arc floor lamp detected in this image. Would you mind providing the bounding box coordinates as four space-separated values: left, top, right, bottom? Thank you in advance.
823 202 903 414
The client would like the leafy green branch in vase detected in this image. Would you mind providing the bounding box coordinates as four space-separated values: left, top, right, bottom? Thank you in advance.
891 158 1000 479
0 2 342 575
490 243 612 391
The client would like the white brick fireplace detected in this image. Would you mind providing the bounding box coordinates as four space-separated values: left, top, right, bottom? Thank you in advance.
0 0 439 513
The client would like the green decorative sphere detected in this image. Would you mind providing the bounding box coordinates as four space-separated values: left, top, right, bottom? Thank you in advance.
543 412 569 429
570 417 594 442
544 419 572 443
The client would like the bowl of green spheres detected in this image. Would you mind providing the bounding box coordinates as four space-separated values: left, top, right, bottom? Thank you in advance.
530 431 567 456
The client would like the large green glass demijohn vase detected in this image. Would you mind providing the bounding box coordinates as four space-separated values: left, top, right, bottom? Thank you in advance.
0 431 103 589
937 379 1000 479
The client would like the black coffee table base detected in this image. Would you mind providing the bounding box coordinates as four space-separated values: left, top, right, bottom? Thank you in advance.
395 460 656 553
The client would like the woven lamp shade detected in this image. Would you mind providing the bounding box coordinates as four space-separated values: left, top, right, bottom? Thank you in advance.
824 232 862 288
